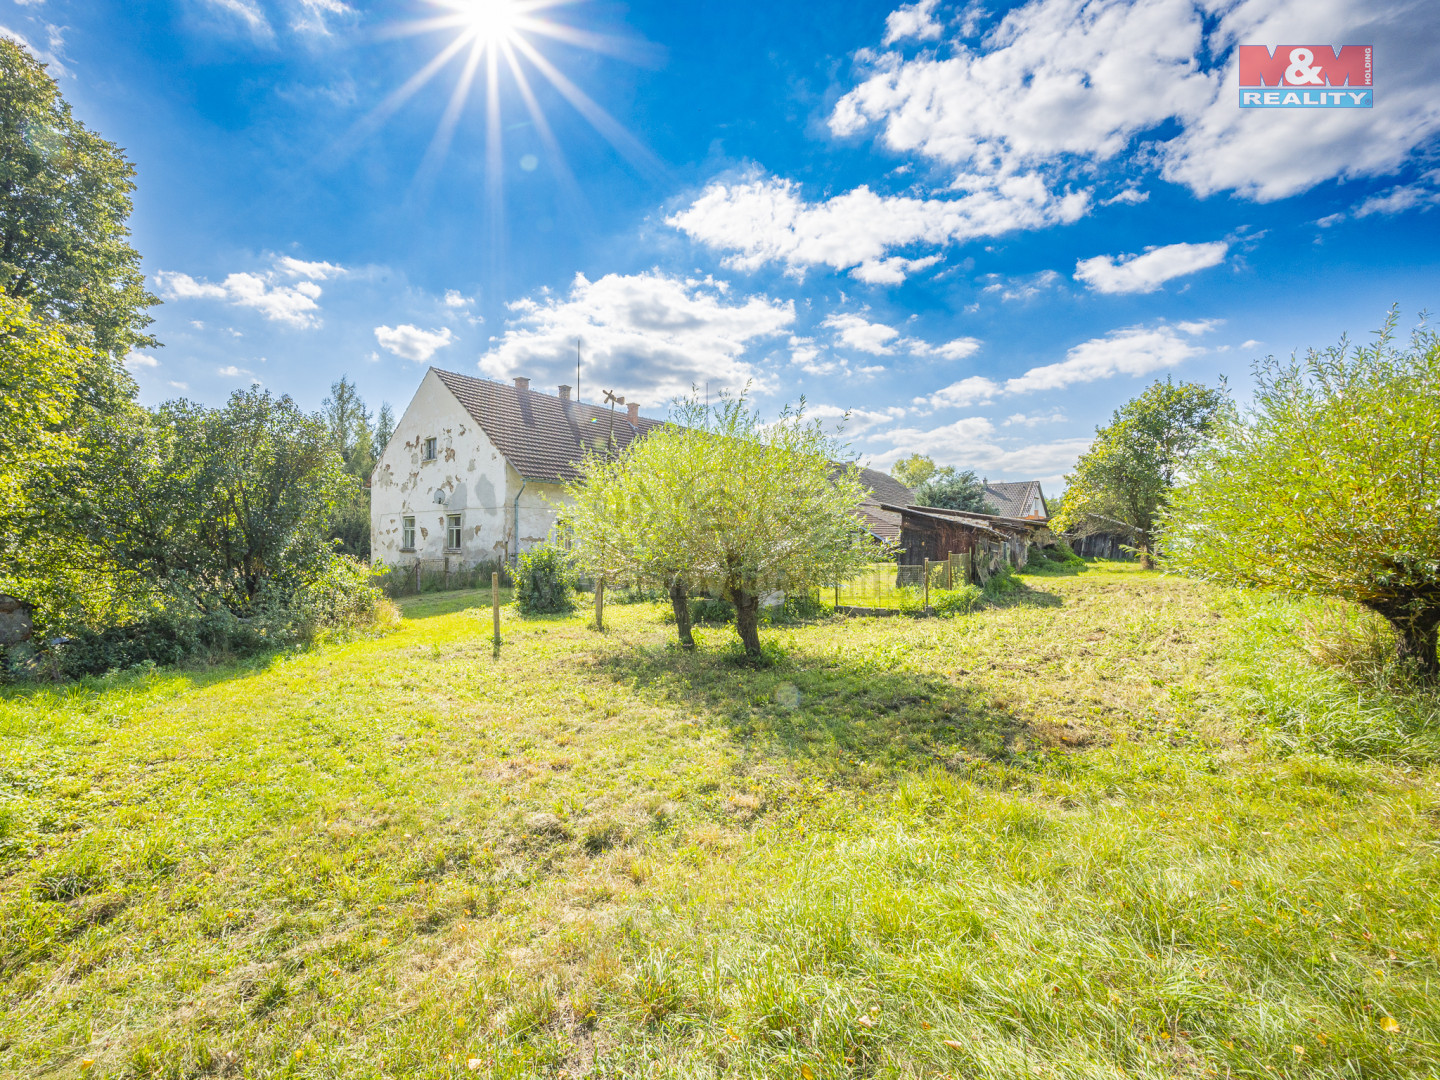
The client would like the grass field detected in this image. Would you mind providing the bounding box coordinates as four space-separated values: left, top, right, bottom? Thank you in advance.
2 565 1438 1079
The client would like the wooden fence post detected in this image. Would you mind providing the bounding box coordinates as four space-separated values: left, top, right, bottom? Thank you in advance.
491 572 500 646
923 558 931 612
414 560 422 594
947 553 954 590
594 576 605 631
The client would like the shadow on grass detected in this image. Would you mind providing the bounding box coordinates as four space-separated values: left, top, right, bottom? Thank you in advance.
592 639 1032 781
983 581 1065 609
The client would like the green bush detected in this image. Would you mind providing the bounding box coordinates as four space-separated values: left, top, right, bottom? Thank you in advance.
932 584 983 616
41 556 393 680
513 546 578 615
982 566 1023 599
688 596 735 624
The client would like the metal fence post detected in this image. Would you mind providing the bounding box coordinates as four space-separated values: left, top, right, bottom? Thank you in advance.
923 558 931 612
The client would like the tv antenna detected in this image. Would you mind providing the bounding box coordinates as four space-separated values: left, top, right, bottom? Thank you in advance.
603 389 625 458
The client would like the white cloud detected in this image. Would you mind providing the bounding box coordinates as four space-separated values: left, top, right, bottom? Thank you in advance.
1353 182 1440 218
863 416 1091 486
667 172 1088 282
913 336 982 360
1074 240 1228 294
824 313 902 355
293 0 352 34
916 376 1004 410
156 255 345 328
168 381 189 391
914 320 1212 411
216 365 255 378
374 324 456 363
829 0 1440 205
1102 188 1149 206
275 255 346 279
808 403 909 436
884 0 943 45
202 0 273 38
981 268 1061 302
1004 410 1067 426
478 271 795 405
444 289 473 308
124 352 159 370
1005 321 1210 394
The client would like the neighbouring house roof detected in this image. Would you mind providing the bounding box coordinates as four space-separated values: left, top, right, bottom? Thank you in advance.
982 480 1048 520
433 368 665 484
835 466 914 542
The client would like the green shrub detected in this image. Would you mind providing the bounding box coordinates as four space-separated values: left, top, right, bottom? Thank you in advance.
982 566 1023 599
513 546 578 615
932 584 983 616
688 596 735 624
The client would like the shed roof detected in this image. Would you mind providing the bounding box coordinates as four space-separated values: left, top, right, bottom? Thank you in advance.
982 480 1048 520
432 368 665 484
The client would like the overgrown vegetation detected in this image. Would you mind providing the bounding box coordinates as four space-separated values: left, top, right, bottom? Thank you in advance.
513 546 578 615
3 566 1436 1078
1164 311 1440 678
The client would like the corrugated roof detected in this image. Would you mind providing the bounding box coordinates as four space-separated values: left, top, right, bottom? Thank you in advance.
433 368 665 483
982 480 1048 519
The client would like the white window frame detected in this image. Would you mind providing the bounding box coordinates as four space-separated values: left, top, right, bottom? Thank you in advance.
401 515 416 550
445 513 462 551
422 437 437 461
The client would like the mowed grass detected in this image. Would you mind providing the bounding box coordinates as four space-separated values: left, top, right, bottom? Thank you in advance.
2 566 1437 1079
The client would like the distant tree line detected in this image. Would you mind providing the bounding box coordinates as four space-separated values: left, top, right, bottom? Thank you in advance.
0 40 390 676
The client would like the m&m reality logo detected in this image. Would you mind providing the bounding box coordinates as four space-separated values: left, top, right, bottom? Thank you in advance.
1238 46 1372 108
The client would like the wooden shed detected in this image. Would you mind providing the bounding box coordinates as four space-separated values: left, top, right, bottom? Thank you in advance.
879 504 1046 570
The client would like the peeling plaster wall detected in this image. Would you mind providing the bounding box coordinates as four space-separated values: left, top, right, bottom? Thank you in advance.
370 370 514 568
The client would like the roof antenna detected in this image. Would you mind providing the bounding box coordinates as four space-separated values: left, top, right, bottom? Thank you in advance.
603 389 622 459
575 337 582 404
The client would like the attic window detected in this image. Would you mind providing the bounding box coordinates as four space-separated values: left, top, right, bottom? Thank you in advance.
423 437 437 461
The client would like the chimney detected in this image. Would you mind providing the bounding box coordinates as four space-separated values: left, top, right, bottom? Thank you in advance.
558 384 571 401
513 376 530 391
627 402 640 423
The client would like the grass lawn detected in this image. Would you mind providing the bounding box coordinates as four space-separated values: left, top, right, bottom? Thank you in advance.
2 565 1437 1078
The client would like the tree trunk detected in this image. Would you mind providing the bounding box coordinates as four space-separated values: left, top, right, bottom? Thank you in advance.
1137 540 1154 570
732 589 762 658
668 581 694 651
1392 607 1440 681
1365 599 1440 681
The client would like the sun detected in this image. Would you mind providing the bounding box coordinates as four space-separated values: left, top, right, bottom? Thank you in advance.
442 0 523 45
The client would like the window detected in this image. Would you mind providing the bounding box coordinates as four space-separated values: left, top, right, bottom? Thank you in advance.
402 516 416 550
446 513 462 550
423 437 437 461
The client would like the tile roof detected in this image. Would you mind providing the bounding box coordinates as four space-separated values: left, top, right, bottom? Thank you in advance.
982 480 1049 520
836 465 914 542
433 368 665 483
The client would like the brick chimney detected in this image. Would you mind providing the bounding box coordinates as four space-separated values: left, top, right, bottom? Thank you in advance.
627 402 639 423
558 384 571 401
513 376 530 391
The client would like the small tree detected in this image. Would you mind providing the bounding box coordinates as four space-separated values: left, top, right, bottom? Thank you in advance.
1053 378 1229 568
915 466 996 514
1163 313 1440 678
891 453 937 489
565 393 881 657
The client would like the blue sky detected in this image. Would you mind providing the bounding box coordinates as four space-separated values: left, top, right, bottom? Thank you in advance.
5 0 1439 485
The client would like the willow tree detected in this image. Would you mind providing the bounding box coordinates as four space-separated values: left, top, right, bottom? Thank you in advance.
1162 312 1440 678
563 393 880 657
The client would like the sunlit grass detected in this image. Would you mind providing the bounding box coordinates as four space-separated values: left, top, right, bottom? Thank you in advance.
1 568 1436 1077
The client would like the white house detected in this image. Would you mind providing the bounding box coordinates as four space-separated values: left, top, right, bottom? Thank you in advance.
369 368 662 571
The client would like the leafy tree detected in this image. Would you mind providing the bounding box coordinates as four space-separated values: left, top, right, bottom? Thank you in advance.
1163 313 1440 678
891 453 937 490
1053 379 1229 568
915 467 996 514
84 388 356 613
564 393 881 657
0 40 157 391
319 376 376 557
373 401 396 461
0 297 84 569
